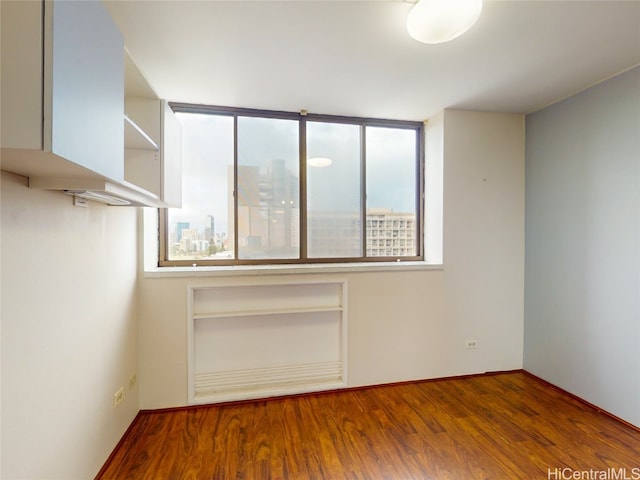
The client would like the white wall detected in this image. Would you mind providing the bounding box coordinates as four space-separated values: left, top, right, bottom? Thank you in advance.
524 67 640 427
0 172 140 479
138 109 525 409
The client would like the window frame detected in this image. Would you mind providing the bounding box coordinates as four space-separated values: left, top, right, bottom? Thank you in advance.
159 103 425 267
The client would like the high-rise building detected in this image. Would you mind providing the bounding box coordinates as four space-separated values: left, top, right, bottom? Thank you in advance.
176 222 190 242
366 209 416 257
234 161 299 258
307 209 416 258
227 161 416 258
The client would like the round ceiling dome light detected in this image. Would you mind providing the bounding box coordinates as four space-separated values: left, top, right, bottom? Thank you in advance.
407 0 483 44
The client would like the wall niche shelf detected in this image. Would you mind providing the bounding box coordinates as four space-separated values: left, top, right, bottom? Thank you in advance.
187 280 348 405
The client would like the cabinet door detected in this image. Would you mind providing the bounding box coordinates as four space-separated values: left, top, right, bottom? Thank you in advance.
45 0 124 181
161 101 182 208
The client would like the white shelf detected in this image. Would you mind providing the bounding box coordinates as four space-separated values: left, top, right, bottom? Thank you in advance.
193 305 343 320
124 114 158 151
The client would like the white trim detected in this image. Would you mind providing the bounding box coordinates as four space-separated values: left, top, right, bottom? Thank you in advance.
146 260 442 278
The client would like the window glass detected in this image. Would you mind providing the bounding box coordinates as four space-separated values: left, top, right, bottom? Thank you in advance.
168 113 234 261
306 121 362 258
365 126 418 257
237 116 300 260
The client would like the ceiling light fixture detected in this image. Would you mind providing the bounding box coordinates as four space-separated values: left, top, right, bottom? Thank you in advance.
406 0 483 44
308 157 332 168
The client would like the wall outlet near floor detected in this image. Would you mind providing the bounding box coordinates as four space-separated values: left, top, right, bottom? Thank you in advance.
128 373 137 390
466 339 478 349
113 387 124 408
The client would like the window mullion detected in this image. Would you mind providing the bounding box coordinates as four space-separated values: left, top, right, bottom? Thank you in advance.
299 116 308 261
233 114 239 260
361 124 367 260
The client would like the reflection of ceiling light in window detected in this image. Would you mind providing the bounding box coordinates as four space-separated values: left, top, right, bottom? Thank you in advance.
308 157 332 168
406 0 482 44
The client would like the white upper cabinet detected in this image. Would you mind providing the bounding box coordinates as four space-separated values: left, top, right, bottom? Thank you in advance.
1 0 182 207
1 0 124 181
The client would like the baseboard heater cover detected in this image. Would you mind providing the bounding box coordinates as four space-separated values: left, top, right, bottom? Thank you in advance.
194 361 344 402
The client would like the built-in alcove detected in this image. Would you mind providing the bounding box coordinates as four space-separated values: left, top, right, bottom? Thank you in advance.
188 280 347 404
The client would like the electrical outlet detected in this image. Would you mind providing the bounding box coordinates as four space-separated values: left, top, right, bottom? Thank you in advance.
466 339 478 349
113 387 124 408
129 373 137 390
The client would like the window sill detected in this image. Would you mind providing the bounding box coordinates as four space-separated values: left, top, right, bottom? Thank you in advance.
143 261 443 278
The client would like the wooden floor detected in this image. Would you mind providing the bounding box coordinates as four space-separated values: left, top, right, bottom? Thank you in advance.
97 372 640 479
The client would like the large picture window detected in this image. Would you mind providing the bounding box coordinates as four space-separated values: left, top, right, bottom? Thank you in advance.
160 104 424 266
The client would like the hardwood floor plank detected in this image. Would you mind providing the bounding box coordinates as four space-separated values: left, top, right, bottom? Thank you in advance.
97 372 640 479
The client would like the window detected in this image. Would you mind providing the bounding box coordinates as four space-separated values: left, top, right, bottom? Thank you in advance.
160 104 424 266
236 116 299 260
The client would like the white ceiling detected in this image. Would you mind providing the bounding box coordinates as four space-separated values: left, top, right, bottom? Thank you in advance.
104 0 640 122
